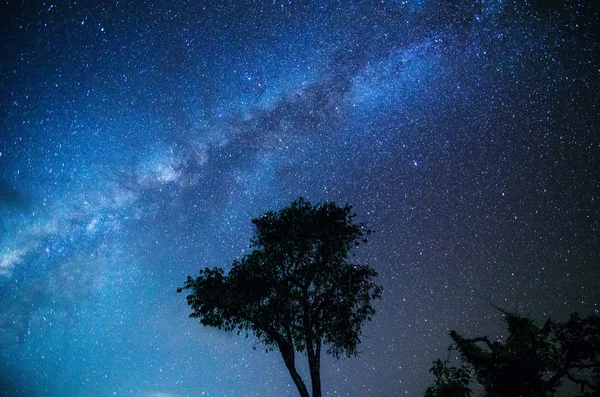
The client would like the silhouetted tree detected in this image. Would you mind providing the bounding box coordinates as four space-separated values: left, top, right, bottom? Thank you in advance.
425 310 600 397
178 198 382 397
424 356 472 397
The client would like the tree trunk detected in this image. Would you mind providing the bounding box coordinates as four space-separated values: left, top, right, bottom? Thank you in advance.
280 345 310 397
307 341 322 397
302 293 322 397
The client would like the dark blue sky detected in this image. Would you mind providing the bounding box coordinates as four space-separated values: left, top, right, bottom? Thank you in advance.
1 1 598 396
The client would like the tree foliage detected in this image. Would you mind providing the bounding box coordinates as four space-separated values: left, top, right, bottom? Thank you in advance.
178 198 382 397
424 358 472 397
425 310 600 397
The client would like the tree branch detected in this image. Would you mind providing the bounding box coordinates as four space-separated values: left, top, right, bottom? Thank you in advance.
461 336 497 353
566 371 595 393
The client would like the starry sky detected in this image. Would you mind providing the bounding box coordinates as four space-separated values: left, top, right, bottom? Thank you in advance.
0 1 598 396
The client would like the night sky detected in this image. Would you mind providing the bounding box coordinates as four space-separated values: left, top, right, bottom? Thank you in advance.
1 1 598 396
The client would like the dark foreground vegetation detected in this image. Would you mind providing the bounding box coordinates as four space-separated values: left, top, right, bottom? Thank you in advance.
425 309 600 397
179 197 599 397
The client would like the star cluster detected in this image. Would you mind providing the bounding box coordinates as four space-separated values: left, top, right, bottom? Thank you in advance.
1 1 598 396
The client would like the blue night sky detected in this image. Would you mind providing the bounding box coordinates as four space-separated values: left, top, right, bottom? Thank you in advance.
0 1 598 396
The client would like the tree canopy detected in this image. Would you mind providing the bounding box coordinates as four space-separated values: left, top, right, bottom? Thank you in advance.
178 198 382 397
425 310 600 397
424 358 472 397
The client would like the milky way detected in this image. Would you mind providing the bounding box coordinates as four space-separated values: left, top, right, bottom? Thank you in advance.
1 1 598 396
